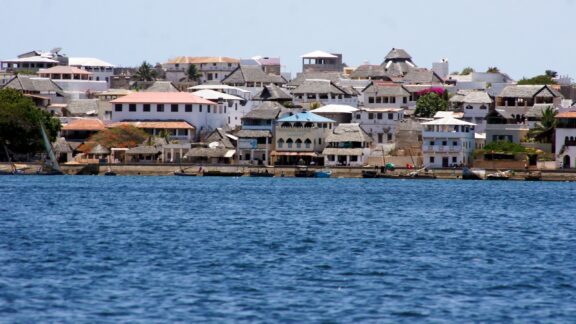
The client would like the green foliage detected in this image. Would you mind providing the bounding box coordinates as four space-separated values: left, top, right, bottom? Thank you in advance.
414 93 448 118
186 64 201 81
486 67 500 73
88 125 148 149
517 72 557 85
133 61 158 81
528 106 557 143
0 88 61 154
461 67 475 75
309 102 322 110
483 141 526 153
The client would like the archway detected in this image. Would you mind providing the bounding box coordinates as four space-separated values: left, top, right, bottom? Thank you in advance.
564 155 571 168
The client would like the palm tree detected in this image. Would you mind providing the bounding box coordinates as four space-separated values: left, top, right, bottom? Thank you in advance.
529 106 557 143
487 66 500 73
133 61 158 81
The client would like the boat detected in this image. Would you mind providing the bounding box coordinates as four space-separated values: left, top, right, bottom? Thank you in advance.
314 169 332 178
398 167 437 179
36 123 64 176
203 170 244 177
525 171 542 181
462 167 485 180
486 170 511 180
294 167 315 178
174 171 197 176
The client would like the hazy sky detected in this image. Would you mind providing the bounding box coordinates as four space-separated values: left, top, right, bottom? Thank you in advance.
1 0 575 80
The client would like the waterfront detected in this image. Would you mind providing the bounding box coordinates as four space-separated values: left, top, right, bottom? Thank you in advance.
1 177 576 322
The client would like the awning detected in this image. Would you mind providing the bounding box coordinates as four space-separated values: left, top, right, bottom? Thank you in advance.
270 151 319 157
322 148 364 156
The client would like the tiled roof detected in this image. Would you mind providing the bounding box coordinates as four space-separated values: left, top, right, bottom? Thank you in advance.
110 92 215 105
62 118 106 131
349 65 390 80
364 82 410 96
557 111 576 119
38 66 92 75
384 48 412 60
401 68 443 84
110 120 195 129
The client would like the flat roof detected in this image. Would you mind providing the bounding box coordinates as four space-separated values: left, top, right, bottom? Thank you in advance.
110 92 215 105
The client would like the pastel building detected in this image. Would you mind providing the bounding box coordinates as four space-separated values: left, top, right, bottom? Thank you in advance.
421 117 476 168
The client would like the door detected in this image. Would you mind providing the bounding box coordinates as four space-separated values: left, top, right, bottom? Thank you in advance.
442 157 449 168
564 155 571 168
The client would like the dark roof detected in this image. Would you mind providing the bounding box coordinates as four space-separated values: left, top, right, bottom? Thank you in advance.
401 68 443 84
291 80 348 95
349 65 391 80
326 123 372 143
235 129 272 138
243 101 284 120
65 99 99 115
221 65 286 85
206 128 235 149
126 146 162 155
53 138 72 154
384 48 412 60
88 144 110 155
287 72 343 87
526 105 555 118
141 81 180 92
498 85 563 98
185 147 232 158
2 75 64 95
253 84 292 101
363 82 410 96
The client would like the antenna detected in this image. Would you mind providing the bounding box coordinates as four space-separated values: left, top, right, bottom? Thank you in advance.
50 47 62 54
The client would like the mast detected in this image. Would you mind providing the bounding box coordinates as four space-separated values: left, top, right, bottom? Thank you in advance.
39 122 60 172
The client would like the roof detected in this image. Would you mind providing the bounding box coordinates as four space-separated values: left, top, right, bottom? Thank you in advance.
243 101 284 120
65 99 99 115
68 57 115 67
2 75 64 94
88 144 110 155
363 82 410 96
253 84 293 101
322 148 365 156
277 111 336 123
206 128 235 149
384 48 412 60
142 81 180 93
188 84 250 93
38 66 92 75
221 65 286 85
301 50 338 58
434 111 464 119
498 85 563 98
526 105 555 118
110 92 215 105
312 104 358 114
349 65 390 80
192 89 243 101
291 79 347 95
421 116 476 126
235 129 272 138
2 56 59 63
557 112 576 119
287 72 343 87
53 138 73 154
253 56 281 66
326 123 372 143
126 145 162 155
185 147 234 158
401 68 443 84
110 120 195 129
165 56 240 64
461 91 493 104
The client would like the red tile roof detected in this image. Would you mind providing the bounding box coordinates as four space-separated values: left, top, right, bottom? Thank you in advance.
110 92 215 105
109 120 195 130
62 119 106 131
38 66 92 75
556 112 576 119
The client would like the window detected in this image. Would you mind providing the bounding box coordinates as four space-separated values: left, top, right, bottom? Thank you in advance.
355 114 361 120
185 104 192 112
453 141 458 146
480 105 487 110
199 105 203 112
368 113 374 120
287 139 293 149
403 97 408 104
391 97 396 104
387 133 393 141
378 133 383 143
430 141 435 146
376 97 382 104
466 105 473 110
388 113 394 120
143 104 150 112
208 106 211 113
277 139 284 148
157 104 164 112
442 141 447 146
377 113 383 120
171 104 178 112
114 104 122 112
296 139 302 149
368 97 375 104
452 156 457 163
350 155 358 162
129 104 136 112
430 156 435 163
319 139 322 145
305 139 311 148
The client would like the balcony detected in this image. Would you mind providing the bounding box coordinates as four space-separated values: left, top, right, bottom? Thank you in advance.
423 145 463 153
422 131 474 138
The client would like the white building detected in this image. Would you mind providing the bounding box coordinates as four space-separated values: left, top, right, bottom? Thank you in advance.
421 117 476 168
450 90 493 133
555 111 576 168
68 57 115 85
362 81 414 109
110 92 220 137
191 89 250 129
352 107 404 147
163 56 240 83
323 123 372 166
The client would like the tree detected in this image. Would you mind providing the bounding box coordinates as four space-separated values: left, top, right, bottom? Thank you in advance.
528 106 557 143
133 61 158 81
186 64 201 81
461 67 475 75
86 125 148 150
0 88 60 155
517 71 558 85
486 67 500 73
414 93 448 118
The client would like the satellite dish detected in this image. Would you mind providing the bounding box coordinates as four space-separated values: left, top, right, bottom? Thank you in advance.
50 47 62 54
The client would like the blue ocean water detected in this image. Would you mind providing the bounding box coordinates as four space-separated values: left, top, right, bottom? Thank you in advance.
1 176 576 323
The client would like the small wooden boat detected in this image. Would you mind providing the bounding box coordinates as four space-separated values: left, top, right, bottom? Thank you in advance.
174 171 197 176
203 170 243 177
294 169 315 177
486 170 511 180
314 169 332 178
524 171 542 181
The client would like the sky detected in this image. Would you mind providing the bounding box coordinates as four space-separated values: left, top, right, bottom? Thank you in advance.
1 0 575 80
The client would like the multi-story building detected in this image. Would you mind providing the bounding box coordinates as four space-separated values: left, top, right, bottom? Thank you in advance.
191 89 249 129
323 123 372 166
421 117 476 168
291 79 358 108
362 82 412 108
450 90 493 133
555 111 576 168
352 107 404 147
163 56 240 83
68 57 115 85
301 50 343 73
273 111 336 165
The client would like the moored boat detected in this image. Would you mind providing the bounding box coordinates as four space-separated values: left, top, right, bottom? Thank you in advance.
462 167 485 180
486 170 511 180
249 170 274 177
524 171 542 181
314 169 332 178
203 170 244 177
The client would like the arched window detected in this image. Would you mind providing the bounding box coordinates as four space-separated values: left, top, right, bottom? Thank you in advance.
480 105 487 110
281 122 291 128
304 139 312 148
294 122 303 128
277 138 284 148
296 139 302 149
466 105 473 110
287 138 293 149
304 122 313 128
